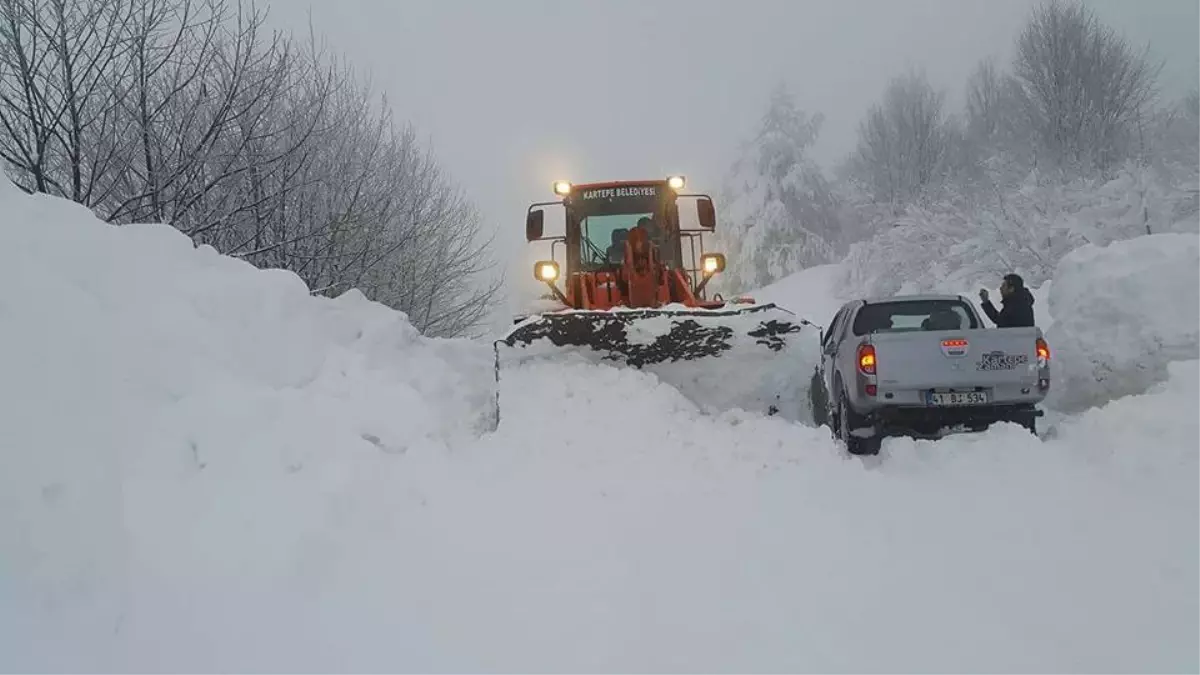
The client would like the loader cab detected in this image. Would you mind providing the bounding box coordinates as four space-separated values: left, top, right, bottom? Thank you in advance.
567 181 679 273
524 176 720 292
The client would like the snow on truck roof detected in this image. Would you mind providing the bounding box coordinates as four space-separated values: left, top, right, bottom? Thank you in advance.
860 294 970 305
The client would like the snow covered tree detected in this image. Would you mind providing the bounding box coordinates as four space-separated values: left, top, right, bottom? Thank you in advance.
829 0 1191 305
960 58 1036 168
839 162 1200 299
1011 0 1163 175
965 58 1007 147
1185 89 1198 121
712 85 839 294
845 69 959 207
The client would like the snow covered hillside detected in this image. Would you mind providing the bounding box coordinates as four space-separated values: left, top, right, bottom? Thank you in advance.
1 180 1197 672
750 262 849 326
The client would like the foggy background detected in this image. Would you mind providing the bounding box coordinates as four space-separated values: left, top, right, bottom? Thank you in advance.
267 0 1198 316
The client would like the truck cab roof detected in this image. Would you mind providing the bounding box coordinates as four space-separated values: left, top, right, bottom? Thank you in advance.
837 294 985 336
860 293 969 305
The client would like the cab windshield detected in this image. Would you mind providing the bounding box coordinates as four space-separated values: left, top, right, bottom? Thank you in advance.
581 212 654 266
571 184 667 269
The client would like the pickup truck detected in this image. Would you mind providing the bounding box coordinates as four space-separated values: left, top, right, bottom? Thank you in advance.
808 294 1050 455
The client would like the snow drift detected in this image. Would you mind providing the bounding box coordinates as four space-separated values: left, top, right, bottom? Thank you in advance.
1 179 1197 673
1044 232 1200 413
0 179 496 669
748 262 848 326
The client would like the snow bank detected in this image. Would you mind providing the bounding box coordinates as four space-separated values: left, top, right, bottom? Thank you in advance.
1051 360 1199 473
1 179 1196 673
750 262 847 325
0 178 495 669
1043 232 1200 413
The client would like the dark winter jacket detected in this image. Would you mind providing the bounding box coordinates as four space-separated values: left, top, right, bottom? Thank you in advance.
981 287 1035 328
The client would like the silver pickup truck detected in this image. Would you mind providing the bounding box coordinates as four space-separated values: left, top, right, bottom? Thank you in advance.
808 294 1050 455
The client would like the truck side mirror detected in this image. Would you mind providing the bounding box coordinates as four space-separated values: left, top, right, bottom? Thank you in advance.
697 197 715 230
526 209 545 241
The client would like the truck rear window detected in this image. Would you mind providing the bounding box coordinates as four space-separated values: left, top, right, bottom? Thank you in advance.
852 299 979 335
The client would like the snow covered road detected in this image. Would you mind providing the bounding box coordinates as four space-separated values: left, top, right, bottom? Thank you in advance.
1 180 1197 672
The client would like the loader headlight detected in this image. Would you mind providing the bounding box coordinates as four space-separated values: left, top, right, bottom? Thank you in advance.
667 175 686 191
552 180 572 196
534 260 560 282
701 252 725 275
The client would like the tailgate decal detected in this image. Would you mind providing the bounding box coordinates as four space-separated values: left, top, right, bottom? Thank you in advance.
976 350 1029 371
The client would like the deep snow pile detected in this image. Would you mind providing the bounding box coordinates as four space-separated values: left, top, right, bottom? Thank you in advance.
1 181 1197 673
1043 232 1200 413
0 180 495 668
749 262 847 325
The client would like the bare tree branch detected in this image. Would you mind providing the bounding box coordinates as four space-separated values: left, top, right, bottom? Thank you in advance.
1 0 501 337
847 68 958 206
1011 0 1163 174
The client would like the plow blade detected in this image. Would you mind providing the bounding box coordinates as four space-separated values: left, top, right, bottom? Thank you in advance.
493 303 822 423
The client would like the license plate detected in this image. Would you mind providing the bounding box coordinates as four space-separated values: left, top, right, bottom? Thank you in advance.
927 390 989 406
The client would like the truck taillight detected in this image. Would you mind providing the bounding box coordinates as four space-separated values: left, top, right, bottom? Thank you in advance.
857 344 876 375
1036 337 1050 365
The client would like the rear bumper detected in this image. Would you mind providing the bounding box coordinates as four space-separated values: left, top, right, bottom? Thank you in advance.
852 380 1048 410
847 379 1047 436
868 402 1042 437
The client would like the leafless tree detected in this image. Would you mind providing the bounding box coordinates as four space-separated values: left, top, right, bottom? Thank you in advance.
965 58 1003 142
0 0 135 197
1 0 501 337
224 57 501 337
1187 89 1199 119
964 58 1031 153
1011 0 1163 174
848 69 957 206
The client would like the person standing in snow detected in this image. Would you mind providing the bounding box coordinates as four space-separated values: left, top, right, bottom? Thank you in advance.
978 273 1035 327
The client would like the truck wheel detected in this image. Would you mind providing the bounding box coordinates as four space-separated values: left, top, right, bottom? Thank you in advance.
838 391 882 456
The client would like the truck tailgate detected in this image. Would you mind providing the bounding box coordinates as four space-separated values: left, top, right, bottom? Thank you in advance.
868 328 1042 390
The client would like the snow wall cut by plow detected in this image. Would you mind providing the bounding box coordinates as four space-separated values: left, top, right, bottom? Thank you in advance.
493 303 824 425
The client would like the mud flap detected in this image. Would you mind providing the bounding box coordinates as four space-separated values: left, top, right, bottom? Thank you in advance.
492 304 822 425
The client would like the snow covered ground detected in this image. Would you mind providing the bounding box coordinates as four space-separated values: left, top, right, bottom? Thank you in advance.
1 179 1197 672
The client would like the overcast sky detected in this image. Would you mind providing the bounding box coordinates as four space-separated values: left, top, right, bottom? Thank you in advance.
268 0 1198 310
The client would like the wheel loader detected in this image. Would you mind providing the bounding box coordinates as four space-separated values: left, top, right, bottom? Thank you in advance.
491 176 819 424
